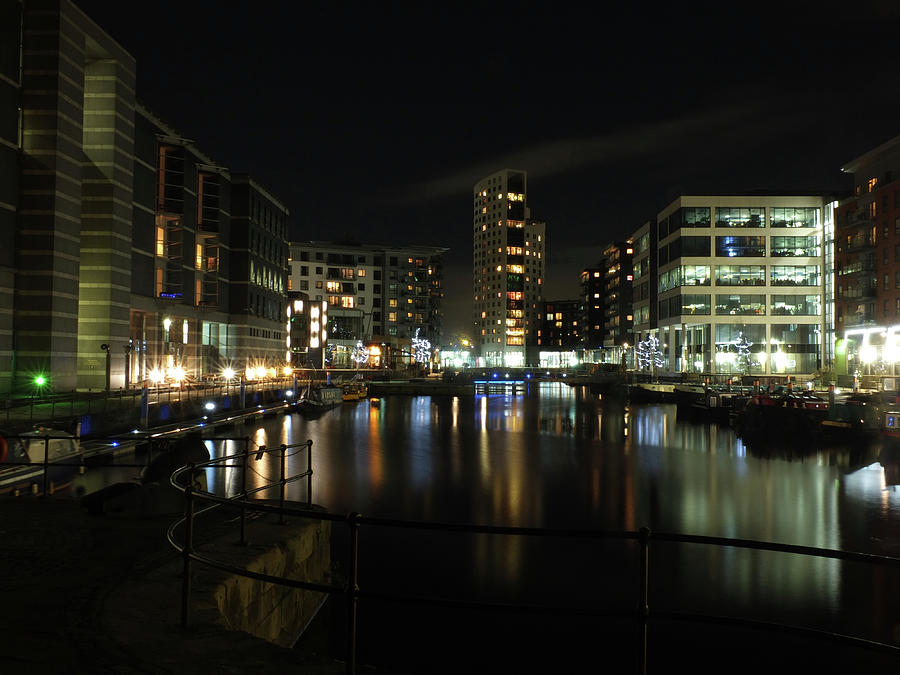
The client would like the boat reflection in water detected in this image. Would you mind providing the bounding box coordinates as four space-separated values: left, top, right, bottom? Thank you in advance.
203 382 900 671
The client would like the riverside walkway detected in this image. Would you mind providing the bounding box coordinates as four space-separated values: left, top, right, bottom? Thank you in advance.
0 497 371 674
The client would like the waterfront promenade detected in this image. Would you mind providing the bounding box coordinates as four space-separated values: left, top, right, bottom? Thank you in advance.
0 496 368 674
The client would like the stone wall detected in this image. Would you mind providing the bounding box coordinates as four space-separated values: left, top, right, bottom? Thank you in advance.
211 518 332 648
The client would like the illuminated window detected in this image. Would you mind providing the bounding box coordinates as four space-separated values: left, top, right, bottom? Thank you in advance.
357 269 366 277
326 281 341 293
388 312 397 322
196 244 203 270
156 226 165 256
341 296 355 308
389 298 398 307
868 177 879 192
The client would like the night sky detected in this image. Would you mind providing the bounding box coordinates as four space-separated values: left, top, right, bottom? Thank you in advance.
74 0 900 337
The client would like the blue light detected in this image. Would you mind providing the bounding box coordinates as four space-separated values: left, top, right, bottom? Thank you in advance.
492 372 499 379
525 373 532 379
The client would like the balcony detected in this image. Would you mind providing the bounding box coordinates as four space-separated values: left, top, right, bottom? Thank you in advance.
846 235 876 253
837 286 877 299
837 262 876 278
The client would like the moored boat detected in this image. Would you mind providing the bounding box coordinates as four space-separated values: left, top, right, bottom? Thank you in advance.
0 426 82 496
818 392 885 444
341 379 368 402
675 383 752 425
297 385 342 417
732 390 829 444
627 382 676 404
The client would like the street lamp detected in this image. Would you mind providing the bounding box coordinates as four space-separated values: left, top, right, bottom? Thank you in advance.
100 343 111 391
31 374 47 421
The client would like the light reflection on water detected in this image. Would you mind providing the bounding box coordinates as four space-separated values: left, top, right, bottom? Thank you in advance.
199 382 900 647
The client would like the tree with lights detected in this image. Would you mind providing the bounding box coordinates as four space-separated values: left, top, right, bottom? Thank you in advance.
732 332 755 375
636 335 664 373
412 328 432 372
352 340 369 368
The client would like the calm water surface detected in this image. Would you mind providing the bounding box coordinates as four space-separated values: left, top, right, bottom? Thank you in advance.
201 382 900 670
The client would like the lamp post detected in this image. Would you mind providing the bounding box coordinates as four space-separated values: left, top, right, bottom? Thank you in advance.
123 340 133 389
100 343 111 391
31 374 47 421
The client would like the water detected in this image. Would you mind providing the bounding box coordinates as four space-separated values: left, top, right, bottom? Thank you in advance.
92 383 900 670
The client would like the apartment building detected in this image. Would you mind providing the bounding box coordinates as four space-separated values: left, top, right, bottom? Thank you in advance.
601 241 634 352
835 134 900 377
288 242 446 366
472 169 546 367
578 267 604 355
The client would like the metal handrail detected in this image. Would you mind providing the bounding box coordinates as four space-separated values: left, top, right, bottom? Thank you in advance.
167 453 900 675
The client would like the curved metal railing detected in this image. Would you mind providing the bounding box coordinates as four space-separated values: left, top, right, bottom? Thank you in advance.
168 449 900 674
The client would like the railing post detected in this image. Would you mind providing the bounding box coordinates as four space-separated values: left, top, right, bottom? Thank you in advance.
637 526 650 675
180 464 195 628
42 435 50 497
240 437 249 545
279 443 287 525
346 512 361 675
307 439 313 507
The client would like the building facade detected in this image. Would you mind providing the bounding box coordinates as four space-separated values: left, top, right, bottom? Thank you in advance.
835 135 900 379
538 300 581 349
632 195 835 378
630 221 655 337
288 242 446 368
601 241 634 355
0 0 291 393
578 267 604 356
472 169 546 367
0 0 22 393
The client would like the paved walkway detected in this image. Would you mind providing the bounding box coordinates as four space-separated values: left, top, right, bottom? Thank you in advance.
0 497 357 674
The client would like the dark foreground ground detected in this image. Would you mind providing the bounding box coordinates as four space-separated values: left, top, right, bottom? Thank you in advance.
2 495 899 675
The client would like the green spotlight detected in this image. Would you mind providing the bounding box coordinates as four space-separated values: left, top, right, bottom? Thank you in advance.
34 375 46 386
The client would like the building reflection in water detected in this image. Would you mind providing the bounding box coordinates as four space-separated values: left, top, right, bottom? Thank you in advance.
195 382 900 646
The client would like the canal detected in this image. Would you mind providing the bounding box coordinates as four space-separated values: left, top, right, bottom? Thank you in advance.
85 381 900 671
